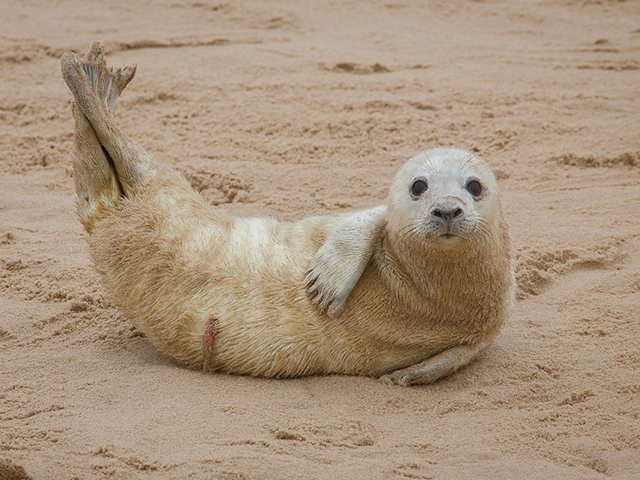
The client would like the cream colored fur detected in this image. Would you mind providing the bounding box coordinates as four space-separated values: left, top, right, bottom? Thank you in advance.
62 42 514 386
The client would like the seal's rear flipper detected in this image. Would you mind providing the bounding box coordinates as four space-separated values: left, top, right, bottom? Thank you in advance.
62 42 158 200
72 101 123 232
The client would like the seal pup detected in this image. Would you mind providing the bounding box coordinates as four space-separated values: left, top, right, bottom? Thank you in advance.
61 42 514 386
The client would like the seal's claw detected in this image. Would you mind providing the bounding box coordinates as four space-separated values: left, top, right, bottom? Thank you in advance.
304 271 317 289
326 300 343 319
305 262 347 317
305 283 351 318
379 372 411 386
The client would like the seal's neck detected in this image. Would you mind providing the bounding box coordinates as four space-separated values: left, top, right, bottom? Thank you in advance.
376 224 512 318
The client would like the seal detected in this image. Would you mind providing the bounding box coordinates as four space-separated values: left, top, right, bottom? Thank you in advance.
61 42 514 386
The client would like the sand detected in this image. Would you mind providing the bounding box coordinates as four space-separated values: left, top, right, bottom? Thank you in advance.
1 0 639 478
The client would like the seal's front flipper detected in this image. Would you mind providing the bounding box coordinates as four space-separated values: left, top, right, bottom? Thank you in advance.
379 341 491 386
305 206 386 317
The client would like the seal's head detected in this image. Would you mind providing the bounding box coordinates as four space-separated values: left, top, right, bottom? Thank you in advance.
387 147 502 255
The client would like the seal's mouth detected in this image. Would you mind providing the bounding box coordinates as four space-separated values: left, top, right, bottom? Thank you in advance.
441 233 456 239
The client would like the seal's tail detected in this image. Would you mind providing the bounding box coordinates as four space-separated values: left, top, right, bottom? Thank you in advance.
61 42 158 231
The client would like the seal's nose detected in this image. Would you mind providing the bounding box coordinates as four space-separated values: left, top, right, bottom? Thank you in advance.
431 206 463 221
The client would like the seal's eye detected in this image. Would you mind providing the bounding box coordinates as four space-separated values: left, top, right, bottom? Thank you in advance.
465 179 483 198
410 179 428 198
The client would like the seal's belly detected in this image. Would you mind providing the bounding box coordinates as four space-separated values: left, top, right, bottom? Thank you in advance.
204 276 466 378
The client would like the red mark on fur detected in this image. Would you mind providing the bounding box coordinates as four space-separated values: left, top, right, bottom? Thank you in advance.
202 320 217 372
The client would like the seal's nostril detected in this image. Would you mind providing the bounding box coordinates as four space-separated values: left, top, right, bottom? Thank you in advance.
432 206 463 221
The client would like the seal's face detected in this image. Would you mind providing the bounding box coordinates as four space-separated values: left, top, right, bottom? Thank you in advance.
388 147 500 248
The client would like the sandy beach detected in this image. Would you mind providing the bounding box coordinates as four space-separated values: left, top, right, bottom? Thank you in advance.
1 1 639 478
